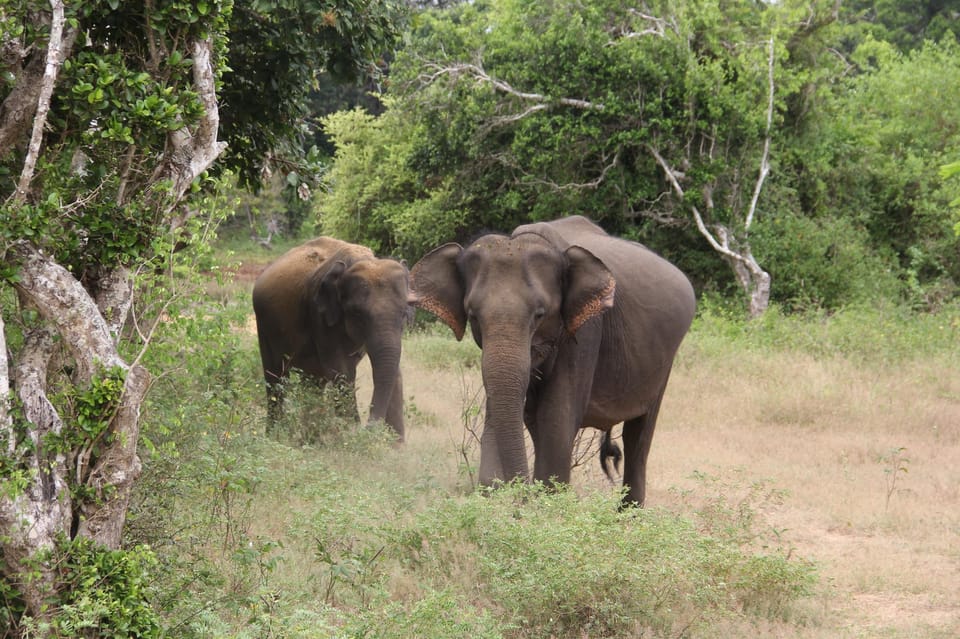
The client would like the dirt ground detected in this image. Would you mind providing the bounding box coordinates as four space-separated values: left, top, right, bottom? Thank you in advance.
391 331 959 638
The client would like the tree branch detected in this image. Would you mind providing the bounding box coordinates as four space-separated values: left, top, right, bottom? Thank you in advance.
647 143 746 264
9 241 124 383
423 61 605 112
607 9 674 42
156 37 228 208
745 37 774 230
523 151 621 192
11 0 73 203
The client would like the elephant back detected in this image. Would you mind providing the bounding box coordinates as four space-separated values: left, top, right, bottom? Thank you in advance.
255 237 369 291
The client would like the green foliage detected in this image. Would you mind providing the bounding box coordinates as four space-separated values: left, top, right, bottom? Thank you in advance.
14 537 161 638
314 0 960 311
940 159 960 237
837 0 960 53
801 38 960 307
397 483 816 637
752 211 901 310
1 0 406 278
45 366 127 454
218 0 407 189
0 0 232 280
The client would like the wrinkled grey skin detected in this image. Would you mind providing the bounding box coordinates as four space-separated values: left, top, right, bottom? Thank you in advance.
252 237 411 440
411 216 695 505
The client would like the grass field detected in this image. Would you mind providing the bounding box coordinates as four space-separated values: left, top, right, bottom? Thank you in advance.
130 247 960 638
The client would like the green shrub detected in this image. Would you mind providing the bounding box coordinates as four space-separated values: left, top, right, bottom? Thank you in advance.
752 212 902 311
12 538 161 639
342 589 507 639
394 483 817 638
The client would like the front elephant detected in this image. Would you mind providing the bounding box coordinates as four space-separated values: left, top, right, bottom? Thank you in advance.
252 237 411 440
411 216 695 505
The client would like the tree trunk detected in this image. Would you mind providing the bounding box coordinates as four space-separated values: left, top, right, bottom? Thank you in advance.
0 243 151 623
726 251 772 318
0 22 227 624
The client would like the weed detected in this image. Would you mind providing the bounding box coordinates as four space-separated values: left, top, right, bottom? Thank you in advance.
455 368 483 489
880 446 910 513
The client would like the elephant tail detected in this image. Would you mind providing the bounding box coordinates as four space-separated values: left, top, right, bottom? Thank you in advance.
599 431 622 481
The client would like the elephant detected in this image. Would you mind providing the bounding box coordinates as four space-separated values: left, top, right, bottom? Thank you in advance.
410 216 695 505
252 237 411 440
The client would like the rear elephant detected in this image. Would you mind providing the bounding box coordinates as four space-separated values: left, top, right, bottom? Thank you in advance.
411 216 695 505
252 237 411 440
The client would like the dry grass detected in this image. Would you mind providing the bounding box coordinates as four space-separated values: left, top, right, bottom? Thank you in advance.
343 322 960 638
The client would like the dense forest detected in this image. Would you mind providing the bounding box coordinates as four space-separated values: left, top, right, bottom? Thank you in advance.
315 0 960 316
1 1 958 637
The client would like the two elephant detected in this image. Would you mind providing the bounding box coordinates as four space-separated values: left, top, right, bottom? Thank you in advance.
252 216 695 506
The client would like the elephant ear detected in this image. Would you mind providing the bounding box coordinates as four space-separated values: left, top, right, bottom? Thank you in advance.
562 245 616 335
410 243 467 340
310 260 347 327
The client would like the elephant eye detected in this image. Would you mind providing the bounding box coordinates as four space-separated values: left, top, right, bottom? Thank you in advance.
534 307 546 320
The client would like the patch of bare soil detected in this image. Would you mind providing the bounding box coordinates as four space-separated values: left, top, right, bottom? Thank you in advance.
232 260 269 283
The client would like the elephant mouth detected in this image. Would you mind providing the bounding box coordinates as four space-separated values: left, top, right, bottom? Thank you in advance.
531 336 560 370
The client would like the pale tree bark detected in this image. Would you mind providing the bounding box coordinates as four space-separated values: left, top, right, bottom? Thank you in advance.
1 0 78 199
0 2 226 627
648 145 772 318
151 37 228 220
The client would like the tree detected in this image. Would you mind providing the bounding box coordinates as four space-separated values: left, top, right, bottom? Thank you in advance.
837 0 960 53
323 0 840 316
798 37 960 307
0 0 402 632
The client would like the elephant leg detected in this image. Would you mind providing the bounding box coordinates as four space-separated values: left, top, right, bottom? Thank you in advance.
384 373 405 441
258 338 287 432
530 342 598 488
532 421 577 487
620 384 667 508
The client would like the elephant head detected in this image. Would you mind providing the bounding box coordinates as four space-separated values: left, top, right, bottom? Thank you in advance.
307 256 411 432
411 233 615 484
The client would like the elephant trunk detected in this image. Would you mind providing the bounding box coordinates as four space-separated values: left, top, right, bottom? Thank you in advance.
366 332 402 434
479 340 531 486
